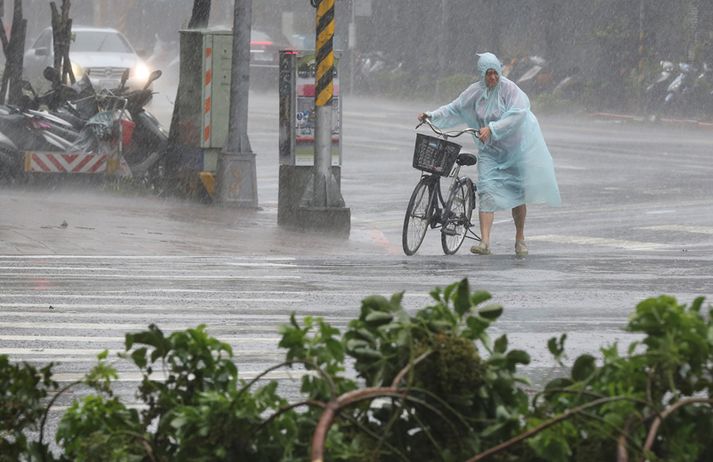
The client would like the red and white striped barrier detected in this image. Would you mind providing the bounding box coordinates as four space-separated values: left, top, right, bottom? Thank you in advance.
203 46 213 147
23 151 130 176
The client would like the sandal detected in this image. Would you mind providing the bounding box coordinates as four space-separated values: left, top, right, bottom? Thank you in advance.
470 241 491 255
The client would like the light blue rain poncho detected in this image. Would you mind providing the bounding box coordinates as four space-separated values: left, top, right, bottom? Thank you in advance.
426 52 561 212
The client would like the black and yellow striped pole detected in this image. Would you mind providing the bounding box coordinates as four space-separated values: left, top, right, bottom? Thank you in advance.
315 0 335 108
308 0 343 208
297 0 348 238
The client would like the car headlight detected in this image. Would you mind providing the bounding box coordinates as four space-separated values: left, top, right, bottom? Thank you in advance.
133 61 151 83
71 61 84 79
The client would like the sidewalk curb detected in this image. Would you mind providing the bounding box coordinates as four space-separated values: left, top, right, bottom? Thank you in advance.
590 112 713 129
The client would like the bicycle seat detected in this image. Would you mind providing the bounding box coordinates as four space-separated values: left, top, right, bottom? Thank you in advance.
456 152 477 166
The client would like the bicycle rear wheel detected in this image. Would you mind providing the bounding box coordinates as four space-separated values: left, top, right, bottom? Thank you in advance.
402 177 433 255
441 178 474 255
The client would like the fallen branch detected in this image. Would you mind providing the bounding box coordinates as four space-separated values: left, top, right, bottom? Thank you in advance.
465 396 633 462
311 387 408 462
311 348 433 461
39 379 82 462
236 359 335 401
253 399 326 437
391 350 431 387
641 398 713 461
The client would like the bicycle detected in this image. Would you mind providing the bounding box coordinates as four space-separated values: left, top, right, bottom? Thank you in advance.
402 118 481 255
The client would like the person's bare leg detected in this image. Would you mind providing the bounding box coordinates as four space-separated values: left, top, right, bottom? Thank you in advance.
512 205 526 241
471 211 494 254
480 211 494 244
512 204 528 255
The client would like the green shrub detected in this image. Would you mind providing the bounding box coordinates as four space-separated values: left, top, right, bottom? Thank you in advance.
0 281 711 461
0 357 57 461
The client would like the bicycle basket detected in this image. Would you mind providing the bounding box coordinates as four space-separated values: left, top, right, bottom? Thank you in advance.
412 133 461 176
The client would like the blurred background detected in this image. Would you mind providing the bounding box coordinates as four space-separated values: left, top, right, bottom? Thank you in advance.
10 0 713 118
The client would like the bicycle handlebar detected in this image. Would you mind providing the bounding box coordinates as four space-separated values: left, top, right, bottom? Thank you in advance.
416 117 480 139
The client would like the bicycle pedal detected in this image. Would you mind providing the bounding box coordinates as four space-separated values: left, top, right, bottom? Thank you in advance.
442 227 457 236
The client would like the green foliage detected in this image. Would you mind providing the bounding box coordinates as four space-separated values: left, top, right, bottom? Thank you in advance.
1 283 712 462
169 384 290 461
341 279 530 460
56 395 144 462
280 313 355 400
0 357 57 461
532 295 713 462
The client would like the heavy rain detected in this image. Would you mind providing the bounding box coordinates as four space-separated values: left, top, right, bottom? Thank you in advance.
1 0 713 459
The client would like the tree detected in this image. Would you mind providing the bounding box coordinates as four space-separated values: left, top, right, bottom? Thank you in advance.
50 0 74 84
0 0 27 105
164 0 211 190
187 0 210 29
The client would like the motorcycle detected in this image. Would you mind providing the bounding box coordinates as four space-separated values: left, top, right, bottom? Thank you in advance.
0 67 167 183
551 66 582 100
115 70 168 179
0 78 80 178
661 62 698 117
353 51 403 93
644 60 675 121
503 56 554 95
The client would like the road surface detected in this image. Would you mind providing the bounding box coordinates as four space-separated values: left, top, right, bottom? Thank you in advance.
1 90 712 442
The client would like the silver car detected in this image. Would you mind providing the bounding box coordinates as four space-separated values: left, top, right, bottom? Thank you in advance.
24 26 151 90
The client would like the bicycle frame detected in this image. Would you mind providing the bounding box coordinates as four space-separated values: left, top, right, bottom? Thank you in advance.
402 118 481 255
421 169 478 237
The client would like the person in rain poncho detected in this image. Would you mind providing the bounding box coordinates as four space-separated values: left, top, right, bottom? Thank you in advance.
418 52 561 256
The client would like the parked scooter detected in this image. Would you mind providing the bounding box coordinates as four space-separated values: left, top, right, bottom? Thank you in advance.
0 67 166 182
503 56 553 95
644 60 676 121
0 77 80 178
115 69 168 178
551 66 582 100
644 60 711 121
661 62 699 117
353 51 403 93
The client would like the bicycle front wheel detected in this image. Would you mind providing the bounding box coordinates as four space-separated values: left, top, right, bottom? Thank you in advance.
441 178 474 255
402 177 433 255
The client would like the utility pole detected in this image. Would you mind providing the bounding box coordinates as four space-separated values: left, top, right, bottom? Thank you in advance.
217 0 258 207
279 0 349 237
301 0 344 210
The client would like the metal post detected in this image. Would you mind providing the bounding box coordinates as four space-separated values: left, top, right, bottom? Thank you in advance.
435 0 447 99
349 0 356 95
285 0 349 237
302 0 344 208
217 0 258 208
638 0 646 111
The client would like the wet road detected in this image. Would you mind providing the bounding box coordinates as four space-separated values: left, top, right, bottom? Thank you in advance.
2 252 710 378
1 91 713 430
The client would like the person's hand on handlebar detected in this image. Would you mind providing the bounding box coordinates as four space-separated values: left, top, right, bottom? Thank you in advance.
479 126 491 143
417 112 430 122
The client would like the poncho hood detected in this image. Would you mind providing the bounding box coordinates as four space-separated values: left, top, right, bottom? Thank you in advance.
476 52 502 80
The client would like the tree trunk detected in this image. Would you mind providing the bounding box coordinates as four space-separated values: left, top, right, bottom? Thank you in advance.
165 0 212 185
0 0 27 105
188 0 211 29
50 0 75 85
